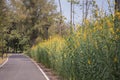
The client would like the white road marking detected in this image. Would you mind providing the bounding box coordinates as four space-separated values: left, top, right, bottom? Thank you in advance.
0 58 8 68
23 54 50 80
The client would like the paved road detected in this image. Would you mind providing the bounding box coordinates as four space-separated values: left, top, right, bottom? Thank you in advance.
0 54 47 80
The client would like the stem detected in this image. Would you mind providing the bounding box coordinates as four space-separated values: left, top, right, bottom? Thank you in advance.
70 0 73 33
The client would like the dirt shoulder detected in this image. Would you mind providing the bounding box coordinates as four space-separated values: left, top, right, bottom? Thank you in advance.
38 63 60 80
0 54 7 65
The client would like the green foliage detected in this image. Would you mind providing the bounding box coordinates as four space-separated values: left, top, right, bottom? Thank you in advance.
28 16 120 80
0 0 59 52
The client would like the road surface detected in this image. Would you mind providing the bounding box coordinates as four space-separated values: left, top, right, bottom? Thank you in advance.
0 54 47 80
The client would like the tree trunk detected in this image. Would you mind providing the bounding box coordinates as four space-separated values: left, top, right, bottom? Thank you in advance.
73 4 75 30
70 0 73 33
115 0 120 11
43 24 50 40
82 0 85 25
85 0 88 20
58 0 62 35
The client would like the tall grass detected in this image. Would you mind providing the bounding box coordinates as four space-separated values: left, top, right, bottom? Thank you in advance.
28 16 120 80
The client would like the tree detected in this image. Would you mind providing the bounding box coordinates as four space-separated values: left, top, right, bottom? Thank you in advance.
67 0 79 32
0 0 8 57
6 0 57 49
80 0 93 25
114 0 120 79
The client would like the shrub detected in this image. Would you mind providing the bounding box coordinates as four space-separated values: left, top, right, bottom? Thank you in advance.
29 16 120 80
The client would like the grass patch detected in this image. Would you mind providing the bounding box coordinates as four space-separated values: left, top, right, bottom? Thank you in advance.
0 54 8 65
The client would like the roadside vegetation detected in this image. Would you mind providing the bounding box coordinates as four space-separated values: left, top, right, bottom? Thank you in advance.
29 15 120 80
0 54 7 65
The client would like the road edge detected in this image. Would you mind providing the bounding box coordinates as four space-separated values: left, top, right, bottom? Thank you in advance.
0 57 8 68
23 54 50 80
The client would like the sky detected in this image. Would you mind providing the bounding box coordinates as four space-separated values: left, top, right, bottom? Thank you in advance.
54 0 114 24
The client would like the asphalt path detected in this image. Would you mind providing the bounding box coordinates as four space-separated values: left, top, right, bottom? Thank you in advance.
0 54 47 80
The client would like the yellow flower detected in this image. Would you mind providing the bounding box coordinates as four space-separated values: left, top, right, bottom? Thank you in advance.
115 35 119 40
98 26 102 30
76 31 81 37
83 33 87 41
93 27 97 32
31 45 36 50
94 41 98 49
116 28 120 33
114 56 118 63
115 11 120 16
107 20 113 28
118 15 120 20
109 27 114 34
88 59 91 65
83 30 87 41
84 19 89 25
95 10 98 16
94 21 98 26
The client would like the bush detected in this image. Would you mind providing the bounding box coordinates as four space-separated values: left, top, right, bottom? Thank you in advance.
28 16 120 80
